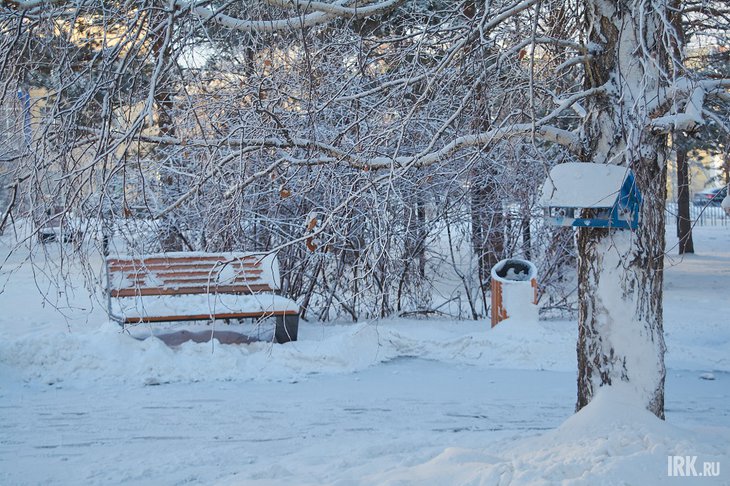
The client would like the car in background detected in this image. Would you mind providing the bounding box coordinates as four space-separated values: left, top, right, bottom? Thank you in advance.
692 186 728 207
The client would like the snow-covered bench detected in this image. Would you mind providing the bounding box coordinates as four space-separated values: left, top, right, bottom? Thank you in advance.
106 252 300 343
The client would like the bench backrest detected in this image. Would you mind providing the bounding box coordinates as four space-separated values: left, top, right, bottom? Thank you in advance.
106 252 280 298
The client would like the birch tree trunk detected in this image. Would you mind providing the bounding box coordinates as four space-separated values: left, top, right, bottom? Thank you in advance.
576 0 669 418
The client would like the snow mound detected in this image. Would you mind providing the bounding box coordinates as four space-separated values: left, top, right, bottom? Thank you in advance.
352 385 730 486
0 318 576 386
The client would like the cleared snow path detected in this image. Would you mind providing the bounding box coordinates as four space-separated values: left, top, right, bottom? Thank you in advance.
0 363 570 485
1 361 728 485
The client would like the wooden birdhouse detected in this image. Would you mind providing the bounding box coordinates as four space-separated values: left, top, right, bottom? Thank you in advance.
539 163 642 230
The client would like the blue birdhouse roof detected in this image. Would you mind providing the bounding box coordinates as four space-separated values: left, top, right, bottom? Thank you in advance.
539 163 641 229
539 163 637 209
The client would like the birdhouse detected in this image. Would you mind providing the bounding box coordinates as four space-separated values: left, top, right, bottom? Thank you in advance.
539 163 641 229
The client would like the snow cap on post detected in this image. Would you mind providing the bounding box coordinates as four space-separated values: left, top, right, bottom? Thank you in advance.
538 163 641 229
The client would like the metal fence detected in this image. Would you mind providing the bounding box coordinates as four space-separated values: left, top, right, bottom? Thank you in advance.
666 202 729 227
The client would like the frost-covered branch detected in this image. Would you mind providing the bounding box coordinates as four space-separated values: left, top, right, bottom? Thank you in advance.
1 0 68 10
179 0 403 32
264 0 403 16
650 78 730 132
361 124 579 170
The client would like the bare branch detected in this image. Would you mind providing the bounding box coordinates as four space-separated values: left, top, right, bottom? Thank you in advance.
180 0 404 32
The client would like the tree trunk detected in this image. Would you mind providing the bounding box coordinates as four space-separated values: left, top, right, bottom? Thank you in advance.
675 135 694 254
417 197 427 278
521 213 532 260
471 168 503 306
576 159 667 418
152 9 185 252
577 0 668 418
722 141 730 185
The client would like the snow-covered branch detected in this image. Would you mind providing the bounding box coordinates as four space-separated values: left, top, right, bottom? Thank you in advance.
650 84 706 132
264 0 403 16
179 0 403 32
1 0 67 9
650 78 730 132
362 124 579 170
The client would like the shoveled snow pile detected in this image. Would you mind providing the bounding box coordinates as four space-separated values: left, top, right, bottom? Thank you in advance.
0 317 575 386
338 385 729 486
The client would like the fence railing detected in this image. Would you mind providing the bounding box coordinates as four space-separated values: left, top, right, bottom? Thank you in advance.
666 202 729 227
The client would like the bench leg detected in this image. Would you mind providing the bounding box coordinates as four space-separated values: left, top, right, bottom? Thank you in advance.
275 314 299 343
39 230 56 243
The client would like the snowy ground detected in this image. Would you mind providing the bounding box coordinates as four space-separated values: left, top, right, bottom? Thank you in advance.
0 225 728 485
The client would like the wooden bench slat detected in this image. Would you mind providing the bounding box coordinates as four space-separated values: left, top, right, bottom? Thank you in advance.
112 275 266 289
157 277 264 286
109 259 261 266
111 283 275 298
108 255 260 262
146 269 264 278
113 271 264 282
108 255 259 264
119 282 263 290
122 309 299 324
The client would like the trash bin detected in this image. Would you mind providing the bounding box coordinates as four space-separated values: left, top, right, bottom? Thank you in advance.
490 258 538 327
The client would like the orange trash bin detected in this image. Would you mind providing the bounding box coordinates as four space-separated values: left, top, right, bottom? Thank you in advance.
490 258 538 327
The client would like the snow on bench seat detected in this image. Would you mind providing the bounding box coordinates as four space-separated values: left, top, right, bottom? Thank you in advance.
106 252 300 343
110 293 300 322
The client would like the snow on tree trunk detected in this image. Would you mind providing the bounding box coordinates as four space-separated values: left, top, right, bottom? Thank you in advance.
576 0 669 418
